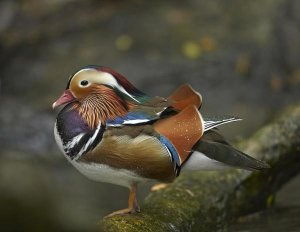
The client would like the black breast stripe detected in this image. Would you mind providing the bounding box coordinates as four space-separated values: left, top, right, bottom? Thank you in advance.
73 125 105 160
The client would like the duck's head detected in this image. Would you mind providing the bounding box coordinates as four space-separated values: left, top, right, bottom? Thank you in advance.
52 65 146 128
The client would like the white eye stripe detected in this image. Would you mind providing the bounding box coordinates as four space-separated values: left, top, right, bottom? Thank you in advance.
73 68 141 103
74 69 117 86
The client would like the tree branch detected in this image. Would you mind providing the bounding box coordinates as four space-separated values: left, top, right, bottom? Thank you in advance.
101 105 300 232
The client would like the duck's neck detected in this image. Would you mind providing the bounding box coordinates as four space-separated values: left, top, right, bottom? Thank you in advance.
74 87 136 129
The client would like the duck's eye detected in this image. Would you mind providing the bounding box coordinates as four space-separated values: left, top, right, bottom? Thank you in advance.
80 80 89 87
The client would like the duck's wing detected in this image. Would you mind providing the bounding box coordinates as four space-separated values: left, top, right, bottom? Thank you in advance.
78 123 178 182
81 104 204 180
106 84 202 127
106 96 171 127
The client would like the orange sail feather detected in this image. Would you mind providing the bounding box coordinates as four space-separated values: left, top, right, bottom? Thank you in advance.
154 105 204 165
168 84 202 110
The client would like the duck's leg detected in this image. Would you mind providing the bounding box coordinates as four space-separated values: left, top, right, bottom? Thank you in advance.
105 182 140 217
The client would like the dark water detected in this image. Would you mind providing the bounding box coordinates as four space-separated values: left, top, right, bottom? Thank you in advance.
232 207 300 232
231 175 300 232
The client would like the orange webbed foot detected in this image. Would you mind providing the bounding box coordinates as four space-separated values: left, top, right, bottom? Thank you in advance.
104 207 140 218
105 182 140 218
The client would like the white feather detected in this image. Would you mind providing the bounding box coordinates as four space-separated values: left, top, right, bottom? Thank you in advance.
204 117 242 131
70 161 150 188
123 119 151 124
182 151 229 171
54 122 64 153
64 133 84 150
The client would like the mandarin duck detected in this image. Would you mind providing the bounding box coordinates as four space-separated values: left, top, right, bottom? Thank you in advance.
52 65 270 217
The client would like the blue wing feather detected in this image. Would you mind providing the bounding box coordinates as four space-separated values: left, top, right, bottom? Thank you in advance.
159 135 181 167
106 111 158 126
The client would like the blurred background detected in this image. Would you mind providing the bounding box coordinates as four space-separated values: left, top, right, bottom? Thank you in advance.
1 0 300 231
